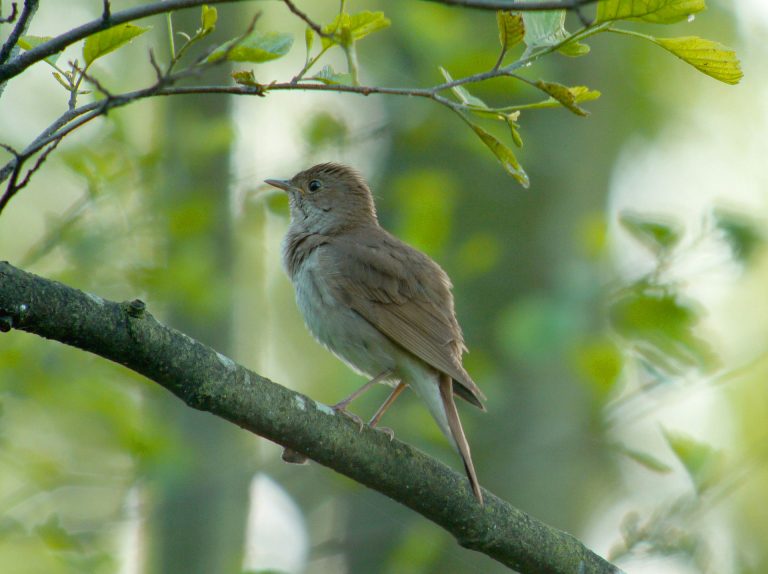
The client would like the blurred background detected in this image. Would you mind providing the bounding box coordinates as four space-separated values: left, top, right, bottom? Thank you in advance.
0 1 766 573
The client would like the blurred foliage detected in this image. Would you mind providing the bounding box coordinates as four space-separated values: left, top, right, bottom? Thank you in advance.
0 1 762 574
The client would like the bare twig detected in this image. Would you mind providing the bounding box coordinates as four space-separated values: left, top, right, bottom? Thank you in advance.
281 0 329 38
0 2 18 24
421 0 598 10
102 0 111 23
0 0 39 65
0 0 249 84
0 138 61 213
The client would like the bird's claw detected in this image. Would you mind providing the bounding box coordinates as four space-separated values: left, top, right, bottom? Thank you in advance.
332 404 365 431
373 426 395 441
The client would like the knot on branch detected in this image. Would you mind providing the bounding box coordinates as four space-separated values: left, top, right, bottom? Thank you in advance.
0 301 28 332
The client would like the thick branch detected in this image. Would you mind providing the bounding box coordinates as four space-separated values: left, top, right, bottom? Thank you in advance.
0 261 622 574
0 0 247 84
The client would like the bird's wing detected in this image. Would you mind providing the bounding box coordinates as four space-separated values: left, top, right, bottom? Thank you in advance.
320 230 485 407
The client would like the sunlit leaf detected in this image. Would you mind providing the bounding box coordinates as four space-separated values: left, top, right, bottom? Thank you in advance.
463 119 528 187
17 35 61 66
575 338 623 400
616 444 673 473
662 428 724 493
439 67 489 109
597 0 706 24
83 23 150 66
311 64 352 85
200 5 218 36
208 31 293 63
652 36 743 85
714 209 763 263
497 11 524 51
321 11 391 49
619 211 682 253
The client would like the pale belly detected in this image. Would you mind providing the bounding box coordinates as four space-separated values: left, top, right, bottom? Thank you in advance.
292 254 400 382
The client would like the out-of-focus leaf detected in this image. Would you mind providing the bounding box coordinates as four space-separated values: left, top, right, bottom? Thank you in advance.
439 66 489 109
311 64 352 85
597 0 706 24
17 35 61 66
535 80 597 116
305 27 314 54
304 111 348 148
662 428 724 493
497 11 524 51
651 36 743 85
714 209 763 263
200 5 218 36
465 119 529 187
575 338 623 400
616 444 674 473
83 23 150 66
393 170 455 255
609 287 718 374
34 515 83 552
265 191 289 217
620 211 682 253
208 31 293 63
321 11 391 49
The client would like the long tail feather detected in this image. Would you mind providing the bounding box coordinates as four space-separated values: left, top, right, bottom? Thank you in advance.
438 374 483 505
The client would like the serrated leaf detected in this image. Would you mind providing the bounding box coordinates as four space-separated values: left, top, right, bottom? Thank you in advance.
83 23 150 66
497 11 524 51
662 428 724 493
714 209 763 263
201 5 218 36
309 64 351 85
208 31 293 63
231 69 260 87
535 80 593 116
321 11 391 49
617 444 673 473
439 67 489 109
652 36 742 85
620 212 681 253
465 120 529 187
597 0 706 24
17 35 61 66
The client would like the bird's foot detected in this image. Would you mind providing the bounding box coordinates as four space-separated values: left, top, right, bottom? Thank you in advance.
332 403 365 431
372 425 395 441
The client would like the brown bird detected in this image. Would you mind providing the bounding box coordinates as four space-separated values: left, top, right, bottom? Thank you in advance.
266 163 486 504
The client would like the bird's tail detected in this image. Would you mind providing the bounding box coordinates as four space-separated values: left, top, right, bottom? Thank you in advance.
438 373 483 505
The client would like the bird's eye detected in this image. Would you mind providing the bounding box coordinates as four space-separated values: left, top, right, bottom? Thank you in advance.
308 179 322 193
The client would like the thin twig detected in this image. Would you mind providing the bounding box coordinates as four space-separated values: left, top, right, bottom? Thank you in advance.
421 0 598 10
102 0 111 23
0 2 18 24
0 0 39 65
281 0 329 37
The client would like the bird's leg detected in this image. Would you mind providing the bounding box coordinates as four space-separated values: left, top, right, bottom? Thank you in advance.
332 369 393 430
368 381 407 441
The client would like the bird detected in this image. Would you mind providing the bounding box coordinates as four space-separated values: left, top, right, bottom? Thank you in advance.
265 163 486 504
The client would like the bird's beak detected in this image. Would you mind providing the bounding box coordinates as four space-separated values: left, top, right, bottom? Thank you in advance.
264 178 292 192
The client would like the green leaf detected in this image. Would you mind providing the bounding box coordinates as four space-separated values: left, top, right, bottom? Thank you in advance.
505 113 524 148
575 338 623 400
83 23 150 66
558 40 590 57
616 444 673 473
497 11 524 51
201 5 218 36
519 85 600 112
17 35 62 66
231 70 262 88
619 212 681 253
662 428 724 493
208 31 293 63
321 11 391 49
609 287 718 374
439 67 489 109
651 36 743 85
597 0 706 24
305 27 314 55
464 119 529 187
34 515 83 552
535 80 596 116
714 209 763 263
522 9 567 50
311 64 352 85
